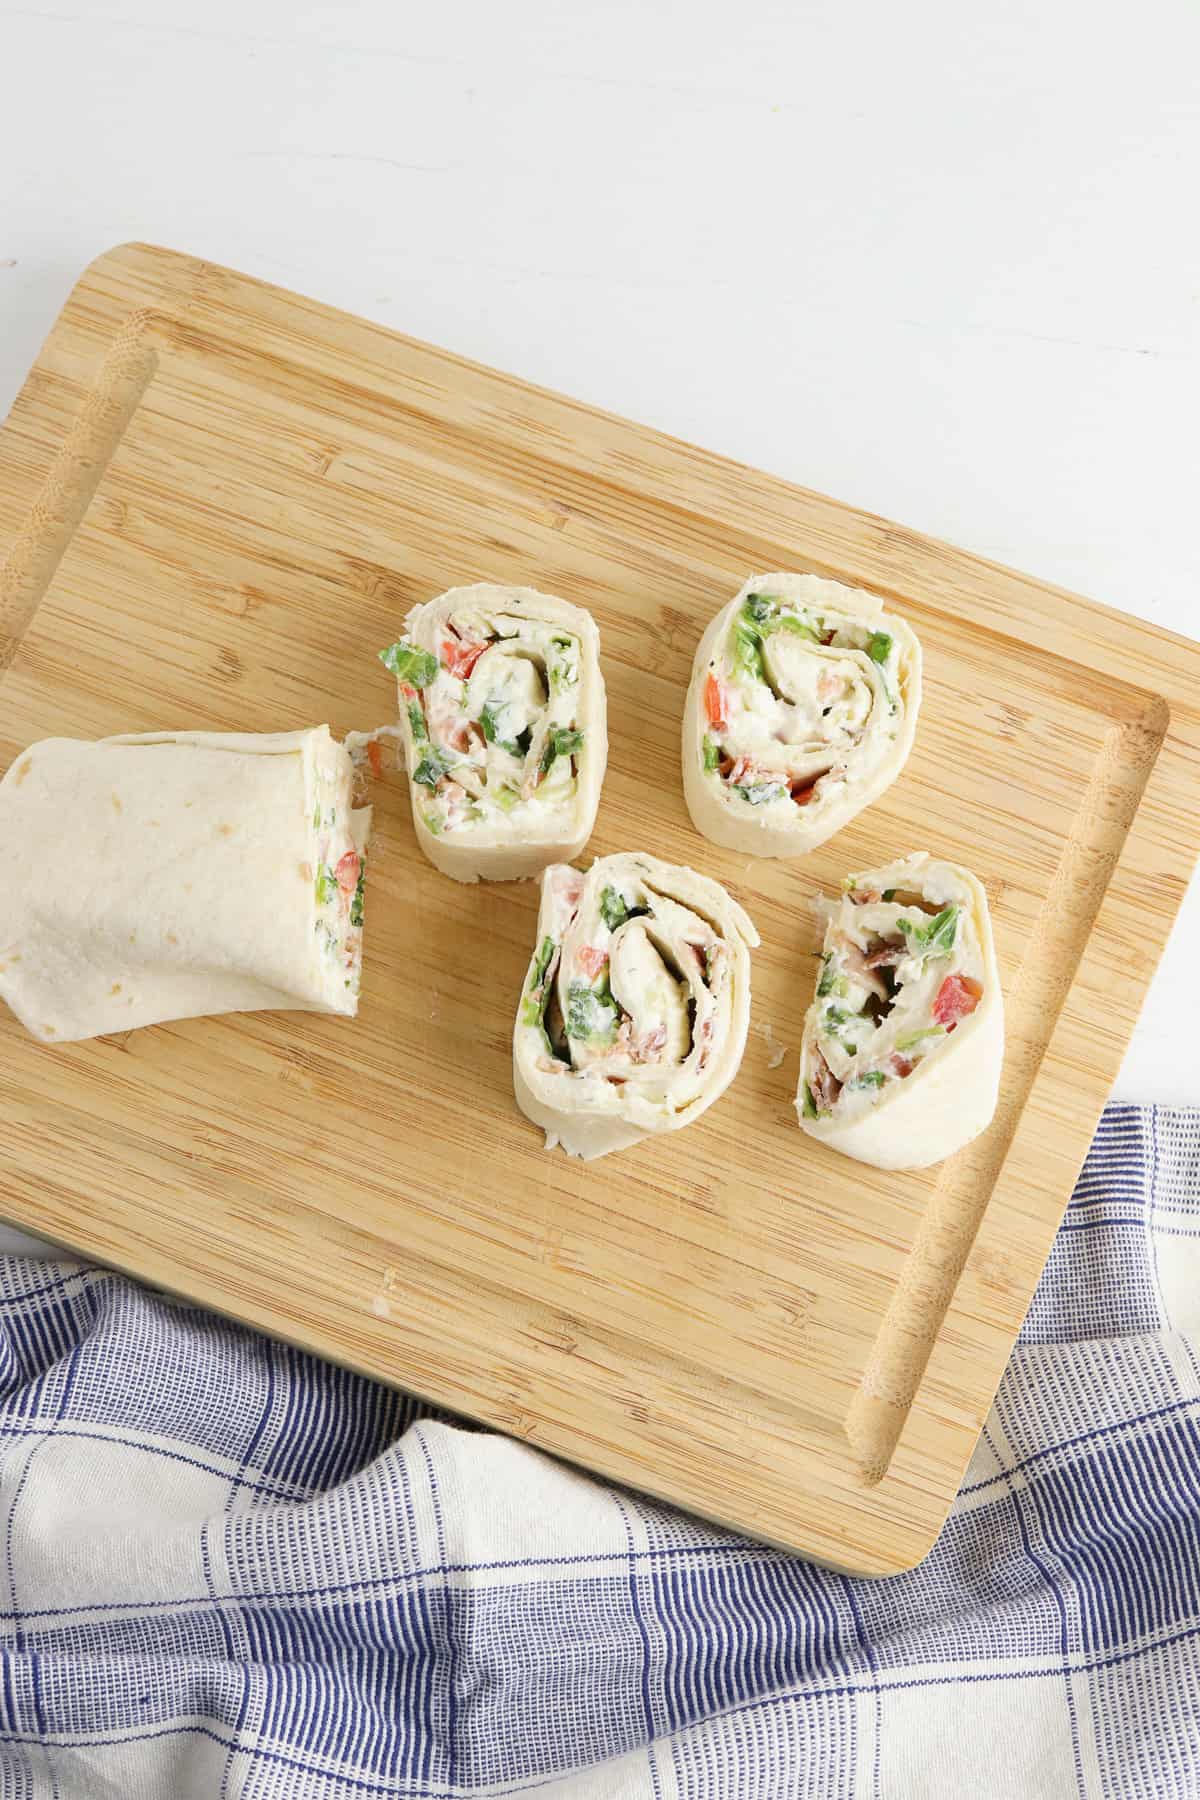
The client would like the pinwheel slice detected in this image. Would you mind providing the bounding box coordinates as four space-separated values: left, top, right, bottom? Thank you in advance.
514 852 759 1160
381 582 607 882
683 572 921 857
0 726 371 1044
797 851 1003 1170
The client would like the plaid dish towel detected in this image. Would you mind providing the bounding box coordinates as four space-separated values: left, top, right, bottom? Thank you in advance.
1 1103 1198 1799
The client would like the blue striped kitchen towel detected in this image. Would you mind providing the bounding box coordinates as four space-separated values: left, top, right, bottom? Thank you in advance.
1 1101 1198 1798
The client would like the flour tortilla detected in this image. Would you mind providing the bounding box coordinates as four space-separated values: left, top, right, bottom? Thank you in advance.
385 583 607 883
0 726 371 1044
683 573 921 857
796 852 1003 1170
513 852 758 1160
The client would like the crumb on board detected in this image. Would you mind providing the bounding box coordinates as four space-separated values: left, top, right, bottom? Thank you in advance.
111 792 122 812
14 759 32 785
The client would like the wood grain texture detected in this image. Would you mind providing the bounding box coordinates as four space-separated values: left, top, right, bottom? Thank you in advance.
1 243 1198 1575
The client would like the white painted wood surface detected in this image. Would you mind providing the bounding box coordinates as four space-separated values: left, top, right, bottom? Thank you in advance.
0 0 1197 1109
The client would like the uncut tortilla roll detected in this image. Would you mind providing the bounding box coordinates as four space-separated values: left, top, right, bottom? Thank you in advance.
381 583 607 883
0 726 371 1044
513 852 759 1160
682 573 921 857
796 852 1003 1170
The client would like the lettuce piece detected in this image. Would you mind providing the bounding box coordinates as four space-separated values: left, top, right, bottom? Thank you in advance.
539 726 584 777
380 640 439 688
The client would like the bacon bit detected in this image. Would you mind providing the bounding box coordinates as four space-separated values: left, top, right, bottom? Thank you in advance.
891 1053 915 1079
637 1024 668 1062
817 668 842 704
577 945 608 981
335 851 361 894
399 682 417 703
810 1047 842 1111
686 941 706 971
933 973 983 1030
849 887 882 906
704 672 730 731
789 778 819 806
442 718 473 754
366 739 385 778
840 938 889 1002
728 754 754 787
820 628 837 646
865 936 905 969
441 637 487 679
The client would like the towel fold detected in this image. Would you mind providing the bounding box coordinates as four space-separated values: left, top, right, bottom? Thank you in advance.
1 1103 1197 1797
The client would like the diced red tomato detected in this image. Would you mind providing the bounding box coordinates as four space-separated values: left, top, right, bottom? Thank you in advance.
890 1053 915 1079
366 739 384 778
704 672 729 731
441 637 487 679
577 945 608 982
335 851 361 894
399 682 417 702
932 973 983 1030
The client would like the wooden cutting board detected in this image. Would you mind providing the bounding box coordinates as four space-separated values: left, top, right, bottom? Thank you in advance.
2 243 1198 1575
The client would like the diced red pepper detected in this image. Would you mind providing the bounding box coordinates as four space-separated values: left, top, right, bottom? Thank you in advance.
704 672 729 731
366 739 384 778
335 851 361 895
441 637 487 679
399 683 417 703
932 973 983 1030
577 945 608 981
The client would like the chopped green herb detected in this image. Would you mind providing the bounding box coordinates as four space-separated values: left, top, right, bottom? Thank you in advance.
422 810 444 836
407 699 428 742
539 725 584 776
529 935 556 992
850 1070 887 1090
816 954 849 999
548 636 578 692
867 631 893 665
412 749 452 790
801 1082 819 1119
349 865 366 929
379 640 439 688
314 864 338 906
480 701 525 758
823 1005 851 1028
312 803 321 830
702 736 721 774
897 905 960 959
743 593 777 625
896 1025 946 1050
734 781 786 806
494 784 519 813
565 979 618 1044
599 886 630 932
704 943 720 983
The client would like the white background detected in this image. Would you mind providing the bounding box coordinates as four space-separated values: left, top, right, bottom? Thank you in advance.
1 0 1197 1105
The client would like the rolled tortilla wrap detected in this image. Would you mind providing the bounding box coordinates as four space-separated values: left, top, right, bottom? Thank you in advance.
514 852 759 1160
683 573 921 857
796 852 1003 1170
0 726 371 1044
381 583 607 883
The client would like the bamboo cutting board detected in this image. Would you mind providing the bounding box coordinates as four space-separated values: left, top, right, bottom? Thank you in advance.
1 244 1198 1575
